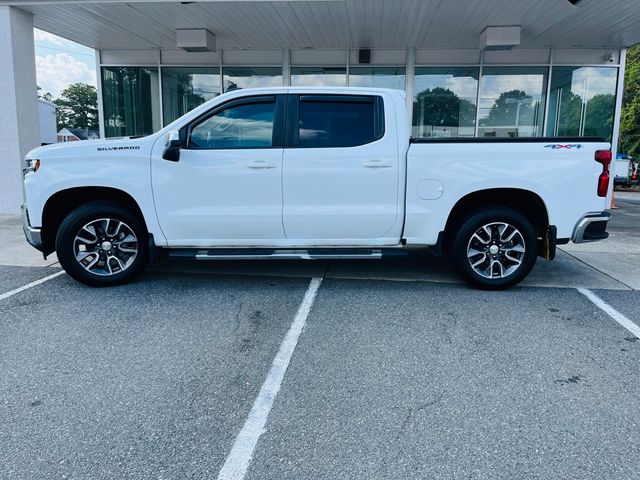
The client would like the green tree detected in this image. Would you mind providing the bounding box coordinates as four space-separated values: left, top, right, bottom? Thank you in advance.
584 93 616 140
413 87 476 134
54 83 99 131
552 89 583 137
620 45 640 158
481 90 536 127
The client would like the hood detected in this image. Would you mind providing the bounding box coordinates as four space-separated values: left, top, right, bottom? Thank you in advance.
25 136 152 159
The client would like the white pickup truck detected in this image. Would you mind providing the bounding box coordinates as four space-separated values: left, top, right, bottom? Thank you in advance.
22 87 612 289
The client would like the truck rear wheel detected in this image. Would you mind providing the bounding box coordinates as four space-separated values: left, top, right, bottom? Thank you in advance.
450 206 537 290
55 202 149 287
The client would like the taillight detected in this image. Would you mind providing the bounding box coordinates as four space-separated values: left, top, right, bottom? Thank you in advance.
595 150 612 197
597 172 610 197
595 150 612 164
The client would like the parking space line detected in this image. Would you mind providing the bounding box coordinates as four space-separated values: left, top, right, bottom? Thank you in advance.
216 276 323 480
577 288 640 339
562 249 634 291
0 270 65 302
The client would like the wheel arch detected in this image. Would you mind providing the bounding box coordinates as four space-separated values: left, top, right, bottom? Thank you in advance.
443 188 550 252
41 186 148 256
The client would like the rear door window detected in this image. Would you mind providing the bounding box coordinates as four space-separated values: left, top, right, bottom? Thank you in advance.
295 95 384 148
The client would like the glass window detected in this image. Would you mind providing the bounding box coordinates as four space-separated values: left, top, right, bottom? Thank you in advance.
222 67 282 92
546 67 618 141
413 67 478 138
349 67 406 90
188 99 276 149
297 96 383 148
101 67 161 138
477 66 548 138
291 67 347 87
162 67 221 124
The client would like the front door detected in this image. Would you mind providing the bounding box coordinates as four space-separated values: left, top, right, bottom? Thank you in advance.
152 95 286 246
282 93 401 245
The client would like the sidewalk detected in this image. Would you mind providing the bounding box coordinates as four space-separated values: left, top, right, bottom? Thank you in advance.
0 215 58 267
560 194 640 290
615 190 640 203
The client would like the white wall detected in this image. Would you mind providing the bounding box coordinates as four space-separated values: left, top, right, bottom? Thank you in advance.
38 100 57 145
0 6 39 215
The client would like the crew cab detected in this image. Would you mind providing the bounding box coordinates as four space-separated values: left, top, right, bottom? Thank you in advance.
22 87 613 289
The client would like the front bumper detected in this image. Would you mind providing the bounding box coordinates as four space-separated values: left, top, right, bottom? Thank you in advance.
572 211 611 244
21 204 43 251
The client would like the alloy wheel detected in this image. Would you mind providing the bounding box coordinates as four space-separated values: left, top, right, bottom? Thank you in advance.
466 222 526 279
73 218 139 276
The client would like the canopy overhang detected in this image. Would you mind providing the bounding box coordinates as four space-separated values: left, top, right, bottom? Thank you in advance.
2 0 639 51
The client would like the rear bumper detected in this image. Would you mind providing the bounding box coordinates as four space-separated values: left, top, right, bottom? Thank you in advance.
21 204 43 252
572 211 611 244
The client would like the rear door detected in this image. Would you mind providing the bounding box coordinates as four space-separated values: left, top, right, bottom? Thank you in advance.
282 93 401 245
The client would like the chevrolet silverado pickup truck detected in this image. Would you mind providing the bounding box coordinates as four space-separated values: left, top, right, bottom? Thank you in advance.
22 87 612 289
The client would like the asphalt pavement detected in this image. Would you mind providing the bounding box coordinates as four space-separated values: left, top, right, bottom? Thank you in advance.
0 194 639 479
1 270 309 479
1 268 639 479
249 280 640 480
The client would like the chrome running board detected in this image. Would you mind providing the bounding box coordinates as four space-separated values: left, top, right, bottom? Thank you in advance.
169 248 387 260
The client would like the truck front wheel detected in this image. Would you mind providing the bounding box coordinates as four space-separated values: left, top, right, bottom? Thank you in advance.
55 202 149 287
450 207 537 290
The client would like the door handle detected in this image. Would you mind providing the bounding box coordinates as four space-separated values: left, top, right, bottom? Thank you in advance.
362 160 392 169
246 161 277 169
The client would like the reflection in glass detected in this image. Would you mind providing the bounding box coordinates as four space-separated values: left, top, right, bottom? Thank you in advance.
349 67 406 90
298 98 379 148
413 67 478 138
477 67 548 138
189 101 275 149
101 67 161 138
162 67 220 124
222 68 282 92
291 67 347 87
546 67 617 141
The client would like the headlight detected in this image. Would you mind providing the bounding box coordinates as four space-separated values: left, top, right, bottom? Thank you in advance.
23 159 40 177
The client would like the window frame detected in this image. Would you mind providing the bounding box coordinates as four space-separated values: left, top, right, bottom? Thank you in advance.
412 66 480 139
545 66 618 141
183 94 286 150
285 94 386 149
101 65 161 138
476 66 549 139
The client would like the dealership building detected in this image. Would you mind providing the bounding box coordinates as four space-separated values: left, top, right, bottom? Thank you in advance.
1 0 639 214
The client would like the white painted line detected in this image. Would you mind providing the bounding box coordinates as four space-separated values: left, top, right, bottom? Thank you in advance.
577 288 640 339
216 276 323 480
0 270 66 302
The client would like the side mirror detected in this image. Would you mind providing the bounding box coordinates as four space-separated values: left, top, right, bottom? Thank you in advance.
162 130 182 162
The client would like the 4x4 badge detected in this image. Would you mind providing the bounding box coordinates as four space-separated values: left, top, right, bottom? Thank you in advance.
544 144 584 149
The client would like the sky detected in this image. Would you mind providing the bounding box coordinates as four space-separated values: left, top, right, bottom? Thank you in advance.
34 29 97 99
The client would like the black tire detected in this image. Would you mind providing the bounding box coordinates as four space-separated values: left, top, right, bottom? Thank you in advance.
449 206 537 290
55 201 149 287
